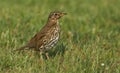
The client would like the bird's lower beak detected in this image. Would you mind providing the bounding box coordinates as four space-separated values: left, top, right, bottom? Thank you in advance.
61 12 67 16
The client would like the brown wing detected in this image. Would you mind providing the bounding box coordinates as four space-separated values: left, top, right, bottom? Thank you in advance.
27 22 58 51
27 24 52 49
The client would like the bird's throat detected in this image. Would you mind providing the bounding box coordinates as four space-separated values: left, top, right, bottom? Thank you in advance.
47 19 58 26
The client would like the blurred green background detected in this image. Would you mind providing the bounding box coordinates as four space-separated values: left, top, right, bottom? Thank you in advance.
0 0 120 73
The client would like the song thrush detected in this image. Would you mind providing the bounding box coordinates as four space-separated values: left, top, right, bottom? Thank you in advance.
15 11 66 58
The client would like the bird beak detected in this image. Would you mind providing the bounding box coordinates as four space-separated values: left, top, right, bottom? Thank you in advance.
60 12 67 16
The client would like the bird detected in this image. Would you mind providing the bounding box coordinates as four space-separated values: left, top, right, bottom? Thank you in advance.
14 11 67 59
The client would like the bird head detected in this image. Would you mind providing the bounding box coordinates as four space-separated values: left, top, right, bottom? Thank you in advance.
48 11 67 21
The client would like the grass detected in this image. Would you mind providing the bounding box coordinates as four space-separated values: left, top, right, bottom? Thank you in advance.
0 0 120 73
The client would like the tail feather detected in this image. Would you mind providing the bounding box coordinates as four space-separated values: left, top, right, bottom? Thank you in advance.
13 45 28 51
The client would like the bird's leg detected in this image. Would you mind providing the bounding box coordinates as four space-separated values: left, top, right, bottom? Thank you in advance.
38 48 44 61
45 52 49 60
40 52 43 59
39 51 44 64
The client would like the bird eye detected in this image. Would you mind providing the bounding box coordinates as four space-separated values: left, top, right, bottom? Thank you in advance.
54 13 57 16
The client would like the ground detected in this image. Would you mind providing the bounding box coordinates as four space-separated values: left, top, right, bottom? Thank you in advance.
0 0 120 73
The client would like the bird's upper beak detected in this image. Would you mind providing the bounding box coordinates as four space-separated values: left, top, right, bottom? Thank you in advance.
60 12 67 16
